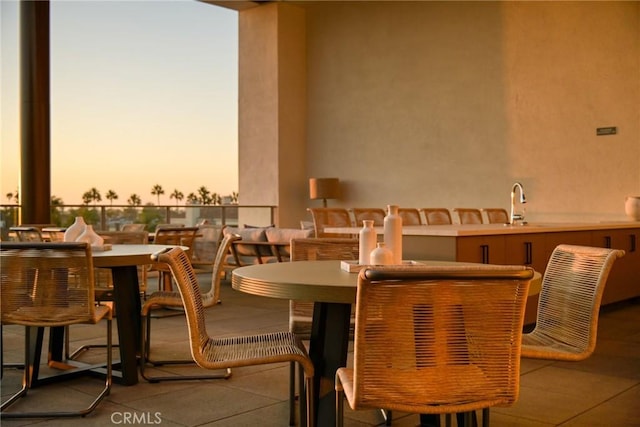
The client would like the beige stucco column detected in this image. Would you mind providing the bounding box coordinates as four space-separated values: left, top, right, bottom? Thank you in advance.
238 3 308 227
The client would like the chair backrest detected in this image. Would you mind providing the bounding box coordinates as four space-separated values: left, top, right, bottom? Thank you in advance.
307 208 353 237
482 208 509 224
453 208 483 224
351 208 386 227
398 208 423 225
1 242 100 326
121 223 146 232
350 264 533 414
524 244 625 360
154 227 199 258
203 233 240 306
420 208 453 225
290 238 359 338
290 238 359 262
151 247 209 366
9 226 44 242
98 230 149 244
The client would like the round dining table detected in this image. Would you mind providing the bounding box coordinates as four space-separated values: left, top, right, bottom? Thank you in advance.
41 244 181 386
232 260 541 427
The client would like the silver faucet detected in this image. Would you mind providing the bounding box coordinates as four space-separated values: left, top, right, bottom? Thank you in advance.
510 182 527 225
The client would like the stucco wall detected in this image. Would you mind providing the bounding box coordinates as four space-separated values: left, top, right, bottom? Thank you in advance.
239 1 639 225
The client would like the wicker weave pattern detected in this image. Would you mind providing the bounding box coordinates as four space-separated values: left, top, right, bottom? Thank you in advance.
398 208 423 225
289 238 359 336
521 244 624 361
420 208 453 225
482 208 509 224
307 208 353 237
0 242 112 418
140 233 240 382
152 246 315 426
352 208 386 226
1 243 108 326
453 208 483 224
336 264 532 422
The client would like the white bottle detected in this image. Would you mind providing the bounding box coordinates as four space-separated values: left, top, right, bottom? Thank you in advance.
358 220 377 265
383 204 403 264
64 216 87 242
370 242 392 265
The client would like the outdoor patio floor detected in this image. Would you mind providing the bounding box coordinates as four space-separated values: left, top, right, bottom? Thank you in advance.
2 271 639 426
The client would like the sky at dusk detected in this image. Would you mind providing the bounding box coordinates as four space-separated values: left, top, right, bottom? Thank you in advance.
1 0 238 206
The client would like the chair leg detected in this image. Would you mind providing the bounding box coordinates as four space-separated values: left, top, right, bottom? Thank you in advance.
336 381 344 427
381 409 392 425
299 363 307 427
2 321 112 418
289 361 296 426
482 408 489 426
139 314 231 382
304 371 315 427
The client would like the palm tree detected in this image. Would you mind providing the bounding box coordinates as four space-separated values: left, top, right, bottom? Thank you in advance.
169 189 184 206
85 187 101 206
151 184 164 205
127 194 142 206
186 193 199 204
105 190 118 206
6 191 18 204
231 191 239 204
197 186 212 205
82 191 93 205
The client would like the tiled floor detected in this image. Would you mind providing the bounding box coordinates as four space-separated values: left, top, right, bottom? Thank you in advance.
2 272 640 426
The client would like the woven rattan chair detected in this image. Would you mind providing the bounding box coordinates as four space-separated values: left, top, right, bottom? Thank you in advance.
120 223 146 232
351 208 386 226
420 208 453 225
453 208 483 224
336 264 533 427
8 226 44 242
307 207 353 237
397 208 423 225
150 226 199 291
288 237 359 425
139 233 240 382
149 246 315 427
482 208 509 224
0 242 112 418
521 244 624 361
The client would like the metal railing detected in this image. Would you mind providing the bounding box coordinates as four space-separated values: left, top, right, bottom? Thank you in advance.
0 203 277 240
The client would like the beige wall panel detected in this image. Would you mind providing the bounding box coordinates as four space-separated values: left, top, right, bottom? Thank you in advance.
237 1 639 224
303 1 639 222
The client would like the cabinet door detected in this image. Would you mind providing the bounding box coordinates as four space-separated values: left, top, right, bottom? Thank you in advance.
456 236 506 264
592 228 640 304
544 231 593 257
504 233 547 274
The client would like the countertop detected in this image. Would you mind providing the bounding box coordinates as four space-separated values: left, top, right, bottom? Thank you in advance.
324 222 640 237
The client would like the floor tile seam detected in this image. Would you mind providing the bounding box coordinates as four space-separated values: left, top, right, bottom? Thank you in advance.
551 385 640 427
187 400 285 427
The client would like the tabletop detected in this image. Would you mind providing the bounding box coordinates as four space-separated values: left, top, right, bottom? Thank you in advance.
91 244 182 267
232 260 542 302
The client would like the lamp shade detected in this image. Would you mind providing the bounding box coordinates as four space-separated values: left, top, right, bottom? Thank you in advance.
309 178 340 202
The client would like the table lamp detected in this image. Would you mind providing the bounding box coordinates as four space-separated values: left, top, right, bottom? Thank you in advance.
309 178 340 207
